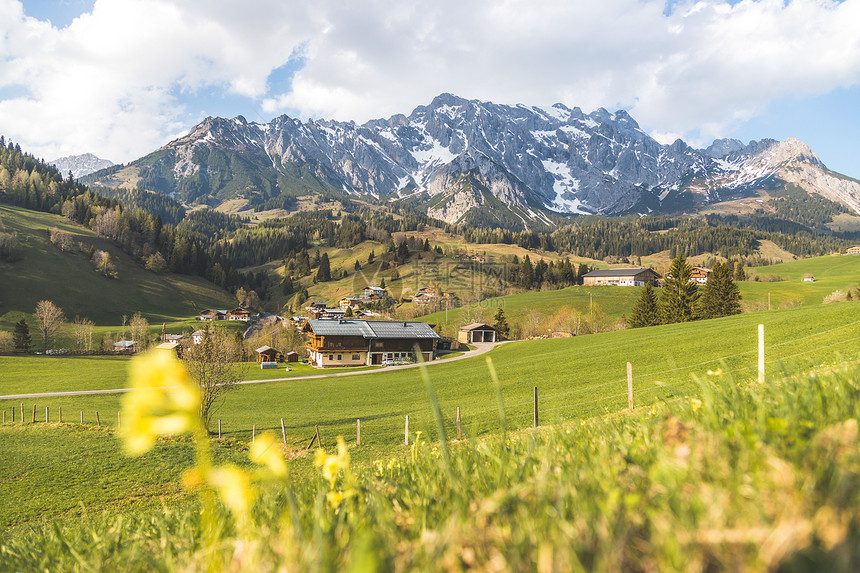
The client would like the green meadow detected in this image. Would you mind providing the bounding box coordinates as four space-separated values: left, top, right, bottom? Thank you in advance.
3 300 858 453
0 203 233 329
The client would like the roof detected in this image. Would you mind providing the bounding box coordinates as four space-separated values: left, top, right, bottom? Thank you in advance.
305 319 440 339
113 340 135 347
582 267 658 278
192 330 206 337
255 345 275 353
460 323 496 332
364 286 386 292
156 341 179 350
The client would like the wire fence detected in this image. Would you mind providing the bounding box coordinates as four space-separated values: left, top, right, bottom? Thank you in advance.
3 321 859 449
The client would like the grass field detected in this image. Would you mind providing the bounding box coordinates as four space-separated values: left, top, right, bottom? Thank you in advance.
0 204 233 329
3 300 858 453
2 355 859 570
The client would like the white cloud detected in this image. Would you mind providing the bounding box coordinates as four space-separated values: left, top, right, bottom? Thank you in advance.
1 0 859 163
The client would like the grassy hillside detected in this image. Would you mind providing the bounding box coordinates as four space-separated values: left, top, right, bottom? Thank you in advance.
0 204 234 328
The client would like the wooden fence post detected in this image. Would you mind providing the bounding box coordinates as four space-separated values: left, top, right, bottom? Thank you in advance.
356 419 361 446
456 407 461 440
21 403 24 423
11 406 14 422
96 412 100 427
405 415 409 446
218 419 221 439
32 403 36 423
2 411 4 423
280 418 286 444
80 411 83 424
627 362 634 411
252 424 256 444
59 407 62 423
533 387 539 428
45 406 48 423
758 324 765 384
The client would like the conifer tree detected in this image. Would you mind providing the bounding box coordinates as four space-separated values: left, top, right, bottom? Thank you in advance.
698 261 742 319
629 283 660 328
493 308 510 339
659 254 699 324
316 253 331 282
13 318 31 352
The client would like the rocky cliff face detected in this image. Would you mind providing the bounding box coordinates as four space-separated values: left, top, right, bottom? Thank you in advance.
50 153 114 179
87 94 860 229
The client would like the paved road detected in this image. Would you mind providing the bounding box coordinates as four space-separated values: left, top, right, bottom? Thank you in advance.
0 342 500 400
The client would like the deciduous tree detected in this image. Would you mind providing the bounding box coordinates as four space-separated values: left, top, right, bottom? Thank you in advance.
34 300 65 352
182 326 241 433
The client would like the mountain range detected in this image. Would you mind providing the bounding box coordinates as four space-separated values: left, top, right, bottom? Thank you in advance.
50 153 115 179
84 93 860 230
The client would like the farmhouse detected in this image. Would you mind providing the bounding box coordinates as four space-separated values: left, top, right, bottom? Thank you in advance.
360 286 387 303
458 323 499 343
847 246 860 255
227 307 253 321
338 296 361 310
113 340 137 352
690 267 711 284
198 309 226 321
582 267 661 286
302 319 440 367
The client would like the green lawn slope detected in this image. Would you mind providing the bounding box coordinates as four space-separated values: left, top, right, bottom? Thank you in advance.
0 204 234 328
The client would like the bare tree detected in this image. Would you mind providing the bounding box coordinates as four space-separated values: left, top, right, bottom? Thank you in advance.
129 312 150 351
71 316 95 352
34 300 65 353
182 326 242 432
49 228 74 252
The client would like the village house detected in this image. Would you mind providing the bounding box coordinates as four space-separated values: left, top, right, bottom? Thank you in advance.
458 323 499 344
847 246 860 255
227 307 254 321
338 296 361 310
113 340 137 353
191 329 206 345
302 319 440 367
581 267 661 286
690 267 711 284
360 286 387 303
198 309 226 321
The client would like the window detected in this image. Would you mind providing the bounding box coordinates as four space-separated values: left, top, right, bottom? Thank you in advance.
337 354 342 361
328 355 333 361
352 354 360 360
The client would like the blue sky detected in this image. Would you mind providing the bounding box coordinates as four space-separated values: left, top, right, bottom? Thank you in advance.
2 0 859 180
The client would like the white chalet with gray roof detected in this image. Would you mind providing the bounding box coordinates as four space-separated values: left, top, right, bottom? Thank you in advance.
582 267 661 286
302 319 440 367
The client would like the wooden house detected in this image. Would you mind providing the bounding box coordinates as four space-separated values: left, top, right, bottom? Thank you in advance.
338 296 361 310
113 340 137 353
582 268 661 286
458 323 498 343
690 267 711 284
227 307 253 321
285 351 299 363
360 286 387 303
255 345 284 363
198 309 226 321
302 319 440 367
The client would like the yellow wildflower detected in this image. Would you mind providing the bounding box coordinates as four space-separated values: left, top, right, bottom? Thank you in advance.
121 349 201 455
314 436 350 487
690 398 703 412
249 433 287 477
207 465 254 517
